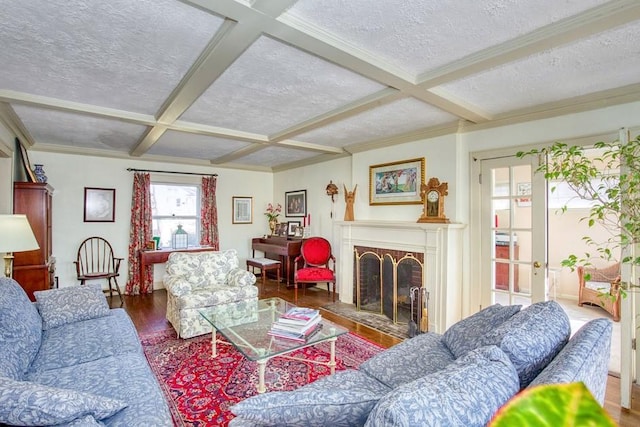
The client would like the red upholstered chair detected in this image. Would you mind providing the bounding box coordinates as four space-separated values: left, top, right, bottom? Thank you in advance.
294 237 336 303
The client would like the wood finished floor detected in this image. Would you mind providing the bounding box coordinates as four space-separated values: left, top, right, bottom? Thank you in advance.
113 280 640 426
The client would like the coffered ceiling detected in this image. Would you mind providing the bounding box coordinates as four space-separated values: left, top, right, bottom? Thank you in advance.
1 0 639 172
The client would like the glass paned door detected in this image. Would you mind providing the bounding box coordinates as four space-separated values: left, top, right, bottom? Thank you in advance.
481 156 547 308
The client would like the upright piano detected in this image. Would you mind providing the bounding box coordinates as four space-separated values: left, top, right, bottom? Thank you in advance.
251 236 303 286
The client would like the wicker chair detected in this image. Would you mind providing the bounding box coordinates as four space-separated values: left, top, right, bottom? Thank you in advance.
577 262 621 321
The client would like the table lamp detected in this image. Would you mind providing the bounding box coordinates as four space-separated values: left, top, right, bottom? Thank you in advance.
0 214 40 277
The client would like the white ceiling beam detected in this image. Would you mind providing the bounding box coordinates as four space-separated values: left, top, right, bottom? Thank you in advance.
418 0 640 88
170 120 268 144
273 139 345 154
269 88 405 142
271 14 491 123
0 90 157 127
209 143 268 164
0 103 36 148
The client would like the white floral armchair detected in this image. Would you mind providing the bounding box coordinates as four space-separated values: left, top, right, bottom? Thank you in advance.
163 249 258 338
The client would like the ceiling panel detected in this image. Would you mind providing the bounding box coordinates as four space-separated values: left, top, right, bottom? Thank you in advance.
439 22 640 115
148 130 253 160
180 35 386 135
236 145 318 167
283 0 608 76
295 98 458 146
13 105 146 151
0 0 223 114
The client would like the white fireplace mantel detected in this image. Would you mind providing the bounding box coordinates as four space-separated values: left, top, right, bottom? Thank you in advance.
332 220 465 333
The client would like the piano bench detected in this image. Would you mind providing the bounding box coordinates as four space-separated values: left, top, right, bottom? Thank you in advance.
246 258 281 294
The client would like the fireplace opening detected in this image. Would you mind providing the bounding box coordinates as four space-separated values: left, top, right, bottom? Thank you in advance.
354 246 424 325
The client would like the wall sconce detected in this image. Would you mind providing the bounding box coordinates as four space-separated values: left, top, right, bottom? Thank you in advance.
0 214 40 277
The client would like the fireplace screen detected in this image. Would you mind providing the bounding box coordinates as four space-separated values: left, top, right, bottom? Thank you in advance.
354 246 424 325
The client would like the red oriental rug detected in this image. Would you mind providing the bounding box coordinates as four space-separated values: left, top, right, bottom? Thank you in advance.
141 329 384 426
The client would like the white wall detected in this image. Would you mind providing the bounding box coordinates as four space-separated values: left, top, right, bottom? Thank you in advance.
28 151 273 290
273 156 352 243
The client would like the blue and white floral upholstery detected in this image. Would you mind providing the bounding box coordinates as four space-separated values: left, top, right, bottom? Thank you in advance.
228 299 611 427
442 303 521 358
230 370 391 426
163 249 259 338
359 332 455 388
364 346 520 427
528 318 612 404
479 300 571 387
0 277 173 427
0 277 42 380
34 284 110 330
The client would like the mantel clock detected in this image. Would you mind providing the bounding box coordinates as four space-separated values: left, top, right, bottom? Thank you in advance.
417 177 449 223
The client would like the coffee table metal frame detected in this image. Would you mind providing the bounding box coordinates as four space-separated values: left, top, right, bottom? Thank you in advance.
199 297 348 393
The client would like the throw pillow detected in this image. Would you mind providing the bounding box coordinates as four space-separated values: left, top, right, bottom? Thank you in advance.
0 278 43 379
0 377 127 426
359 332 455 388
35 284 110 330
478 300 570 387
442 303 522 359
230 369 391 426
365 345 520 427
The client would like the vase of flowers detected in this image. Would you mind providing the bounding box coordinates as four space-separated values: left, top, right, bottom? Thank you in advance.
265 203 282 235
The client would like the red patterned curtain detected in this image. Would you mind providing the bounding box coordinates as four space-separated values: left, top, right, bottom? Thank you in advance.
125 172 153 295
200 176 219 250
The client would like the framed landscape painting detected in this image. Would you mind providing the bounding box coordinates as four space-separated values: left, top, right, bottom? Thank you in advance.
369 157 425 205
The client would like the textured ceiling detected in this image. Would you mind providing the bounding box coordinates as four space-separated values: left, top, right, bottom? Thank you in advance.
1 0 639 172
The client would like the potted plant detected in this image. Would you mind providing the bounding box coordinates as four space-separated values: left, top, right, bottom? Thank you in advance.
517 133 640 298
265 203 282 235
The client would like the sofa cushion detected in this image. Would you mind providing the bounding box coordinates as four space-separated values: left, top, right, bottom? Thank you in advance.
176 285 259 310
230 369 391 427
0 278 42 380
26 354 173 427
528 318 612 404
365 345 520 427
359 332 455 389
479 300 570 387
0 376 127 426
34 284 110 330
165 249 239 290
442 303 521 359
29 309 142 373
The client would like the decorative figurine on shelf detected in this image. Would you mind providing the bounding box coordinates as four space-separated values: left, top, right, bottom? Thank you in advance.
344 184 357 221
325 180 339 218
265 203 282 235
417 177 449 223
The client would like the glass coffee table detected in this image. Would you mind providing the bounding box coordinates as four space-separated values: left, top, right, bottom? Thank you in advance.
199 298 348 393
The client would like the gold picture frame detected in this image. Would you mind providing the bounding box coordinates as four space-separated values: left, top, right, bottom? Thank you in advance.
369 157 425 205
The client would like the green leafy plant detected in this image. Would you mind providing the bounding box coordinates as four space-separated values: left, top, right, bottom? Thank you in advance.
517 134 640 297
490 382 616 426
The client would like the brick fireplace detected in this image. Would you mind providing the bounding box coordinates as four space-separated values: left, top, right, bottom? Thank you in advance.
333 220 465 333
354 246 424 325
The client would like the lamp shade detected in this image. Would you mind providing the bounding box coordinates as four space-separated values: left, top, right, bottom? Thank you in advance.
0 214 40 253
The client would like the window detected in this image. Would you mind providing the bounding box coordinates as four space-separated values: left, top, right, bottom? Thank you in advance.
151 183 200 249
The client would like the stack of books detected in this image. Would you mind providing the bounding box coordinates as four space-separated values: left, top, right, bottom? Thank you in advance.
269 307 323 342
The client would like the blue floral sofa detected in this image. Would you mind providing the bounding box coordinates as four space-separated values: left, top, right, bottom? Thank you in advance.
163 249 258 338
229 300 612 427
0 277 172 426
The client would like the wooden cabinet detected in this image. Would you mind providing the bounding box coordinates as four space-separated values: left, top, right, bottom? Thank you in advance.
495 244 519 292
13 182 55 301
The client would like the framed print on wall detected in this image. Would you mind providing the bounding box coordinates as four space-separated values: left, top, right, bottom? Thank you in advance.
84 187 115 222
369 157 425 205
232 196 253 224
285 189 307 217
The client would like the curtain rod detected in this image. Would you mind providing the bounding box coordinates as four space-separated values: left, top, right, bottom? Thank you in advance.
126 168 217 177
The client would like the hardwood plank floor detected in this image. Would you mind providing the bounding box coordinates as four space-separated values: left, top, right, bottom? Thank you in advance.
113 280 640 425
